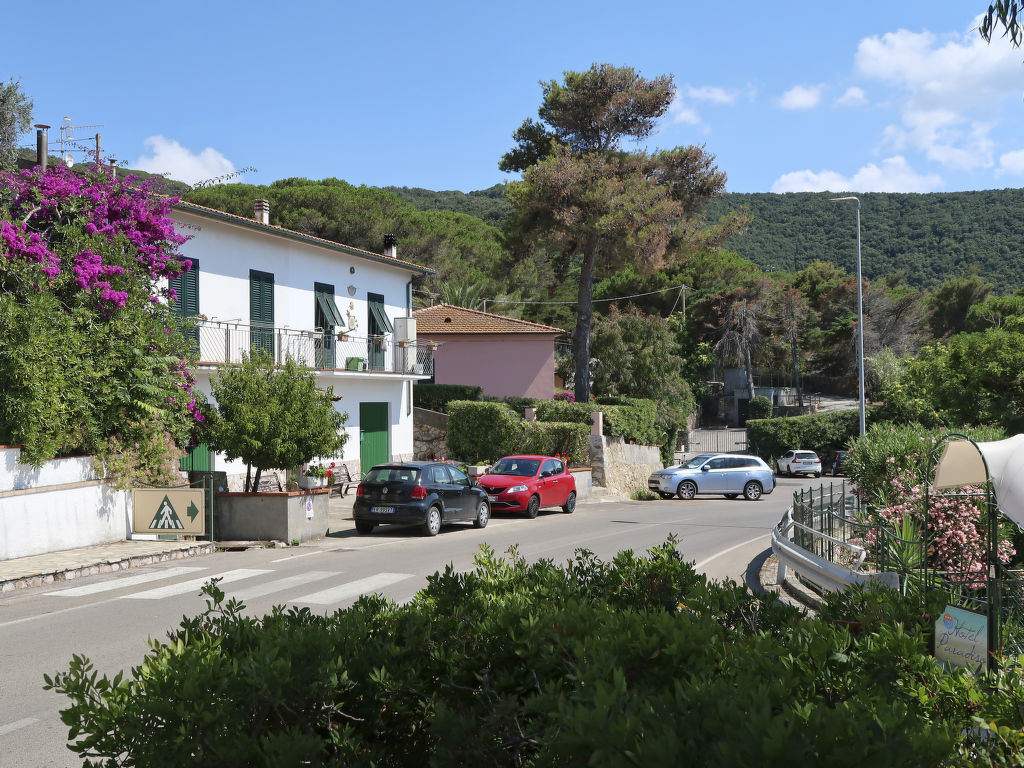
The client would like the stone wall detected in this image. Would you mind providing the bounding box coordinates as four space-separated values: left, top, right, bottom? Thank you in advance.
588 435 663 497
413 407 448 460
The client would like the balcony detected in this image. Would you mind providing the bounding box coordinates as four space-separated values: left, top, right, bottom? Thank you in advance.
192 320 433 376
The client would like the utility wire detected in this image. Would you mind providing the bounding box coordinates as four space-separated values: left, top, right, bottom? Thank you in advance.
413 283 690 307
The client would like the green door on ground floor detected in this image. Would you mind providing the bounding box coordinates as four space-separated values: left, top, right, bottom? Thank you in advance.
359 402 390 471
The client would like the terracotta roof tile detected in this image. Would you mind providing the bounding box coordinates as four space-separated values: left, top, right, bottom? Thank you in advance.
413 304 565 335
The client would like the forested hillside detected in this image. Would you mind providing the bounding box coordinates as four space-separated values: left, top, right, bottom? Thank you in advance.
384 183 511 226
703 190 1024 291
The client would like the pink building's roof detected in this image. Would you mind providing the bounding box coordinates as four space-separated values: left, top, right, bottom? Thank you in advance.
413 304 565 335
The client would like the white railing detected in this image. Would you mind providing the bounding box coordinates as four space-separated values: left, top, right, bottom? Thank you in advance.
192 320 433 375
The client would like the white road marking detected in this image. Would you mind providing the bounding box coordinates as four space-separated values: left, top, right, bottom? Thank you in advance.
47 567 206 597
0 717 39 736
120 569 271 600
693 535 769 571
270 549 327 563
291 573 412 605
231 571 337 602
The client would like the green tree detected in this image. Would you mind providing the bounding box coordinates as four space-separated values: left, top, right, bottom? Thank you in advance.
503 64 736 404
207 353 348 492
0 78 32 171
927 273 992 339
774 286 812 406
590 305 695 428
981 2 1024 47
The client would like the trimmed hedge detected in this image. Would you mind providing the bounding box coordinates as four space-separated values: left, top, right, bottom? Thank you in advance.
534 400 595 426
748 395 772 420
746 409 871 464
413 383 483 413
446 400 588 464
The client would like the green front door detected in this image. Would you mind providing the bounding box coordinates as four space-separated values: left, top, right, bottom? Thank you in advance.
359 402 389 471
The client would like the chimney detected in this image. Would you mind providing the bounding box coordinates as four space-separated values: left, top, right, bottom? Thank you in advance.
254 199 270 225
383 233 397 259
34 124 50 170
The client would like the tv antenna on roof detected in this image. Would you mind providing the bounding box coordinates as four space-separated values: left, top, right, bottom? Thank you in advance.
59 117 105 163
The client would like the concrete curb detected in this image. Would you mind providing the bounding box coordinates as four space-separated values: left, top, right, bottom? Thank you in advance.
0 543 214 594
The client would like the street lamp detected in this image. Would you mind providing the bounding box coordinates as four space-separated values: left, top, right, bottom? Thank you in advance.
830 196 866 437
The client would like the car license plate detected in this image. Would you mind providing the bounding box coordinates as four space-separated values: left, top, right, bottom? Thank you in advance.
371 506 395 514
487 495 498 502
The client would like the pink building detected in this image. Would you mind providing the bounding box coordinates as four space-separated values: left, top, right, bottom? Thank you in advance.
412 304 565 400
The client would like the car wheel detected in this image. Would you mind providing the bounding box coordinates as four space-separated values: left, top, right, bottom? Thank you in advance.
814 472 821 478
473 500 490 528
658 492 675 500
743 481 763 501
525 495 541 518
724 493 739 500
677 480 697 500
562 491 576 514
423 506 442 537
355 520 375 534
831 466 838 477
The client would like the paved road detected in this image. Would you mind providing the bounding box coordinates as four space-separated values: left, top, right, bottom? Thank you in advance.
0 476 819 767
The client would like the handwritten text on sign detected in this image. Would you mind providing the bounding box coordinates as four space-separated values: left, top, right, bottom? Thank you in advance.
935 605 987 670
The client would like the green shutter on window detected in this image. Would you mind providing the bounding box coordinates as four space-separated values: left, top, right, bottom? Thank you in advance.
169 259 199 317
250 270 274 357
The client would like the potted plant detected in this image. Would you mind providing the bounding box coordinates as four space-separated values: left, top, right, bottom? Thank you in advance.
300 463 329 489
336 331 350 342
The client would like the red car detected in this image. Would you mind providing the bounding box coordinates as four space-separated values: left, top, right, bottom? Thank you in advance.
477 455 577 517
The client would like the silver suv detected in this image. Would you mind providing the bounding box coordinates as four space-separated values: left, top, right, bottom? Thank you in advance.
648 453 776 501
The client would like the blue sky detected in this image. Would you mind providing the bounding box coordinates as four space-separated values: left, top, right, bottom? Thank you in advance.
6 1 1024 194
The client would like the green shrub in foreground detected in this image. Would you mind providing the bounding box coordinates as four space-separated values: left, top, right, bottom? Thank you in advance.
45 540 1024 766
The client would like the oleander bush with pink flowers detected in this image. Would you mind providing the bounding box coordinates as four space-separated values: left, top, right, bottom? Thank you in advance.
847 422 1018 575
0 163 206 483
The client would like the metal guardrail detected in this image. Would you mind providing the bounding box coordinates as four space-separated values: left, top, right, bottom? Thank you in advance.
772 507 901 594
192 320 432 376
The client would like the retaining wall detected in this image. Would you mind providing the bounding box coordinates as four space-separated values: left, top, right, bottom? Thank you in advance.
0 447 130 560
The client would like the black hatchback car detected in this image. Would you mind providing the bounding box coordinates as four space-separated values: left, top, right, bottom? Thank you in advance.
827 450 850 477
352 461 490 536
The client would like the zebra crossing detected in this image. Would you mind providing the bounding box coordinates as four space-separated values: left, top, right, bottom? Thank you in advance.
45 566 415 606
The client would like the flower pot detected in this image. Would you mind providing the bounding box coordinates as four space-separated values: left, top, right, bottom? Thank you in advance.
299 475 326 489
336 333 349 342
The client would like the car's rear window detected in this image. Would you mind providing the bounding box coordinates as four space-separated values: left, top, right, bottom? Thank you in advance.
490 458 540 477
795 452 818 460
363 467 420 484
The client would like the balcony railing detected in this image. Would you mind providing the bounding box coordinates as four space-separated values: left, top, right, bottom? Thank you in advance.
193 320 433 376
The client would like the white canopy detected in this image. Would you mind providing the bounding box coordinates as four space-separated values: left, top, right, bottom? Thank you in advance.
933 434 1024 528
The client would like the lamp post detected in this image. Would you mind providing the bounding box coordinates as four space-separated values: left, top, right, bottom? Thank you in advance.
830 196 866 437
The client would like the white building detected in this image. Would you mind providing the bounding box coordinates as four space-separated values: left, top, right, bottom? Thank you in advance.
171 199 433 487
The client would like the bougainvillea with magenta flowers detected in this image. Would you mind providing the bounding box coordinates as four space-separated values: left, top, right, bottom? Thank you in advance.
0 163 207 482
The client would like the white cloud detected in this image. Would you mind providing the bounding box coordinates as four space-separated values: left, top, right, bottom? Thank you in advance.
686 85 739 105
134 136 236 186
778 84 825 110
669 84 744 128
854 22 1022 171
836 87 868 106
771 156 943 193
997 148 1024 175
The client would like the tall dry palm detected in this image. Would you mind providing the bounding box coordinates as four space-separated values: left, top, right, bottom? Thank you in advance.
714 289 770 402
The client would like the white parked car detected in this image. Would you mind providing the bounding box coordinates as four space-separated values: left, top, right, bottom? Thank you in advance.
776 450 822 477
648 453 776 501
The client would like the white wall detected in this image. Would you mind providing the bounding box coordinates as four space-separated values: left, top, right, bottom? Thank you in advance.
0 448 129 560
173 210 413 331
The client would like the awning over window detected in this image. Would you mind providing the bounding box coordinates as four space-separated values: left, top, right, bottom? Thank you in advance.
316 292 346 328
369 301 394 333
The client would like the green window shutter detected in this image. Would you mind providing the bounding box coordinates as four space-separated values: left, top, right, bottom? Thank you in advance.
314 282 344 327
250 270 274 325
367 293 394 334
169 258 199 317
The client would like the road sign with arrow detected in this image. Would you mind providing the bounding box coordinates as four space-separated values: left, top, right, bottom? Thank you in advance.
132 488 206 536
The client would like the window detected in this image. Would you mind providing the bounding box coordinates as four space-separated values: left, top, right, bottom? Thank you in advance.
448 466 470 487
249 270 274 357
367 292 393 335
169 258 199 317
